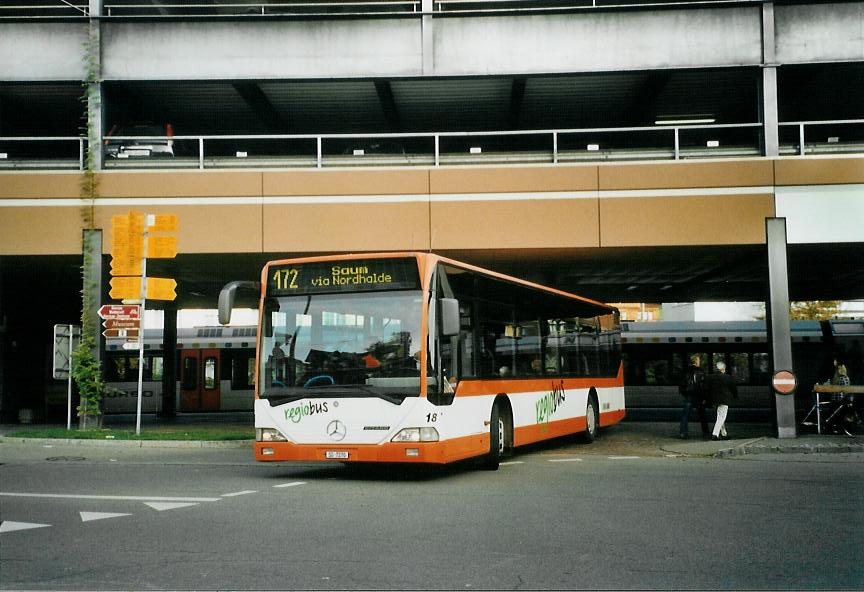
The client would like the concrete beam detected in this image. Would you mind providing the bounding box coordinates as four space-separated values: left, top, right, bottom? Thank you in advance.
232 82 289 133
374 81 401 132
508 77 526 130
7 4 864 82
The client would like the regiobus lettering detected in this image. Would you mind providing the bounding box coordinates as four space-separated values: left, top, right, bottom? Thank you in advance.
220 252 625 470
536 382 566 424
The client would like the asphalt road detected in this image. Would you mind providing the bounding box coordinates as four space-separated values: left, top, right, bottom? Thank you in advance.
1 439 863 590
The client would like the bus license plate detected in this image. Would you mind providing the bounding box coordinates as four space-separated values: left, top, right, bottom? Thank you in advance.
326 451 349 459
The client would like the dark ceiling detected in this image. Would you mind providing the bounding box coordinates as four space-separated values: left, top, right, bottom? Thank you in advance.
3 63 863 140
5 243 862 319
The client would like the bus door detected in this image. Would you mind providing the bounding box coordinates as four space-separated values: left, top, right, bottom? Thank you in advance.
180 349 220 411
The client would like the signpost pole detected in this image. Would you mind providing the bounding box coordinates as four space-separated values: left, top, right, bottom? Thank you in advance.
67 325 74 430
53 324 80 431
135 220 150 436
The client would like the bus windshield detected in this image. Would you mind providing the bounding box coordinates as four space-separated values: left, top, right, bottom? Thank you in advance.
260 291 425 404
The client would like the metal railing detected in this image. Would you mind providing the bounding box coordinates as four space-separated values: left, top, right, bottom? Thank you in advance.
0 0 765 19
1 119 862 171
779 119 864 157
102 1 421 17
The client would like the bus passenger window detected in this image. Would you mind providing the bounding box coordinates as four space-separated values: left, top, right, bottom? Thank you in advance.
204 357 217 390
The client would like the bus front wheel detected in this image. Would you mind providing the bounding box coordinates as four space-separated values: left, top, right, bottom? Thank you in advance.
481 403 504 471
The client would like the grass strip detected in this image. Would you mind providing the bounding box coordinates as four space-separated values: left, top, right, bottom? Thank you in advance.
6 427 253 441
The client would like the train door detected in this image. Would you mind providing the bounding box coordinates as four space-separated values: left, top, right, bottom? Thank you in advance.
180 349 220 411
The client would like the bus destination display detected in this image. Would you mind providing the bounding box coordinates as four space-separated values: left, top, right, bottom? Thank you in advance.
268 258 420 295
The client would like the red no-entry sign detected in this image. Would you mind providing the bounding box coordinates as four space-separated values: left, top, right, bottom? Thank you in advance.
772 370 797 395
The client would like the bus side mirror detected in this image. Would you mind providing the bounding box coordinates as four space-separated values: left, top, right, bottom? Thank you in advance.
218 281 260 325
441 298 460 337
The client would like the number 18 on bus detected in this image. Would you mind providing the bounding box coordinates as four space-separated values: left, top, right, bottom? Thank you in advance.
218 252 624 469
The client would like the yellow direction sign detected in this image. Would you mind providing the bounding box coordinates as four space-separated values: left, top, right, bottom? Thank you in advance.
110 258 142 277
148 236 177 259
109 277 177 301
111 211 144 265
109 276 141 300
148 214 178 232
146 277 177 301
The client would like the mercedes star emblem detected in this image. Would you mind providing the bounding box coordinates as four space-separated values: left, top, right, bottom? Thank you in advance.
326 420 347 441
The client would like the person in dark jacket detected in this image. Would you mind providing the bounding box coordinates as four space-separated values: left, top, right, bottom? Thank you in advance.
678 355 708 439
703 360 738 441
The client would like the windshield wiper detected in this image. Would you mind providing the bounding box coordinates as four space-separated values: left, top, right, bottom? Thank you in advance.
261 384 410 406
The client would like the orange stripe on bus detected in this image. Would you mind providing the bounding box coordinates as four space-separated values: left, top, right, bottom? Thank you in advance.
515 416 587 447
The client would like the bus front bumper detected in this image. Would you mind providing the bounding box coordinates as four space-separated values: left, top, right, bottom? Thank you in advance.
254 435 488 464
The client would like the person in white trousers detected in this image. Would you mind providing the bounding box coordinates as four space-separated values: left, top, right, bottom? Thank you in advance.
703 360 738 441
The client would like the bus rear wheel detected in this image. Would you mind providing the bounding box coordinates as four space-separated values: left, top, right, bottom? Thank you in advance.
580 394 599 444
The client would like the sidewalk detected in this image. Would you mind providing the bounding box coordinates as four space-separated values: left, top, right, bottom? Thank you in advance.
2 414 862 457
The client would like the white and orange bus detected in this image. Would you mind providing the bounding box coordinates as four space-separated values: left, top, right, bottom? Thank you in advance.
218 252 624 469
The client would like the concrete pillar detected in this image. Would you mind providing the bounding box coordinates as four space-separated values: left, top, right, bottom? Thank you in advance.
0 262 5 421
422 0 434 75
87 0 104 170
766 218 797 439
761 3 779 157
159 303 177 418
80 229 103 429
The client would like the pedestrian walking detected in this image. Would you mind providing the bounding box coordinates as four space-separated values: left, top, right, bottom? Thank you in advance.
703 360 738 441
678 355 708 439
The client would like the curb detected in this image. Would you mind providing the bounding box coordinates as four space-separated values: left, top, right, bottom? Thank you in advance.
0 436 253 449
659 436 864 458
715 438 864 458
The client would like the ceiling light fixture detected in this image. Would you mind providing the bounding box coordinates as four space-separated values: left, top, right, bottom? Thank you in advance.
654 116 716 126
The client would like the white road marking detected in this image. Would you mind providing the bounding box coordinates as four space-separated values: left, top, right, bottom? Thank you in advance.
221 490 257 497
608 456 641 460
80 512 131 523
144 502 199 512
548 458 583 462
273 482 307 488
500 461 524 466
0 521 51 534
0 492 220 502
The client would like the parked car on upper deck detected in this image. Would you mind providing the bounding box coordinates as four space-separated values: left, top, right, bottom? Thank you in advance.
104 123 174 158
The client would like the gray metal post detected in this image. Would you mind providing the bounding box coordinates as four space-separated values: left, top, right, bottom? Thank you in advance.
766 218 796 439
761 3 779 157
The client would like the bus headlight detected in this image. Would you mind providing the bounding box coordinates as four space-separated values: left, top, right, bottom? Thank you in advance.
391 427 439 442
256 428 287 442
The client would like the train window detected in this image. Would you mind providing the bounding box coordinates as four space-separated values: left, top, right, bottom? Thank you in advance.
203 357 217 390
127 357 140 379
643 359 672 385
106 357 127 381
182 357 198 390
230 355 255 390
730 353 749 383
150 357 163 382
752 352 770 384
